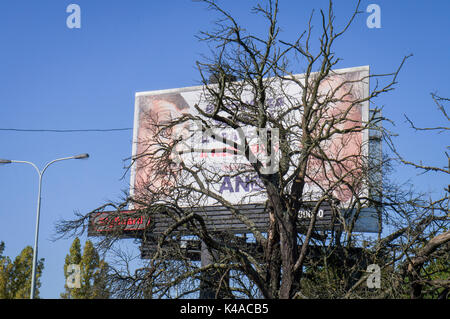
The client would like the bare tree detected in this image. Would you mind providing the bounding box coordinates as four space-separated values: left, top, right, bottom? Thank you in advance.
385 93 449 299
125 0 407 299
55 0 448 299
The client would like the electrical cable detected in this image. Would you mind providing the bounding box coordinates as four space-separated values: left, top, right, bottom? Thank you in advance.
0 128 133 133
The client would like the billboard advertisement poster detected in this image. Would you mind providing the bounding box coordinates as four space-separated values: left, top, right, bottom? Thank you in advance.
130 66 371 209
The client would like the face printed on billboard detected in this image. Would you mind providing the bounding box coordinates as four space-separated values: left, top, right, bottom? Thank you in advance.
132 93 191 200
130 66 370 208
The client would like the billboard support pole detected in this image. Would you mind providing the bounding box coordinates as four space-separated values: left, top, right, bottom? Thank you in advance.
199 240 216 299
199 237 230 299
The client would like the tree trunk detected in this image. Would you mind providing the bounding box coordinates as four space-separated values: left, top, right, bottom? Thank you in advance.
407 231 450 299
265 180 299 299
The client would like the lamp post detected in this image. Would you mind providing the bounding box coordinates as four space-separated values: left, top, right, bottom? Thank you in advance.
0 153 89 299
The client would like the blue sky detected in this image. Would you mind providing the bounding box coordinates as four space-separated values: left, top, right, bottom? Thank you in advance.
0 1 448 299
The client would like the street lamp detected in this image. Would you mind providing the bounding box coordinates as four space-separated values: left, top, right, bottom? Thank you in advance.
0 153 89 299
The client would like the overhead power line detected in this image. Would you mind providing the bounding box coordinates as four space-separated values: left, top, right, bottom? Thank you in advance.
0 127 133 133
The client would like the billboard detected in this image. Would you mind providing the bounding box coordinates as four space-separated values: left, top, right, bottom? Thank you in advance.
130 66 372 211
